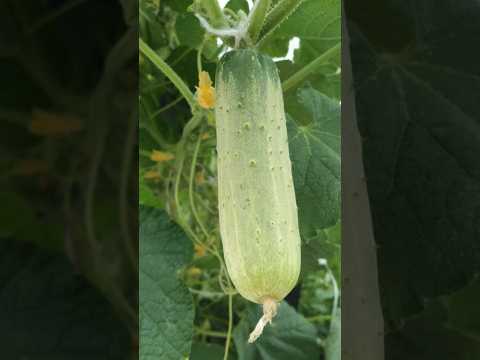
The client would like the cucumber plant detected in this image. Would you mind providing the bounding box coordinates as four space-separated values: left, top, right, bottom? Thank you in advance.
140 0 341 358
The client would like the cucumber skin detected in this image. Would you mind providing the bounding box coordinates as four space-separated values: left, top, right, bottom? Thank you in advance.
215 49 301 304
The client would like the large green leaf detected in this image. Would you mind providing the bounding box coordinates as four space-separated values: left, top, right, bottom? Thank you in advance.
287 86 340 236
273 0 341 60
190 342 237 360
348 2 480 327
175 13 205 49
386 300 480 360
139 206 194 360
0 240 130 359
266 0 341 94
233 302 320 360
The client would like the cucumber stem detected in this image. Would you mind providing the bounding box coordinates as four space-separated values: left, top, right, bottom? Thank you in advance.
247 0 272 44
248 297 278 343
200 0 228 28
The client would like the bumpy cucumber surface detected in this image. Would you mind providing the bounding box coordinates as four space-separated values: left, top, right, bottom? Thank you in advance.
215 49 301 306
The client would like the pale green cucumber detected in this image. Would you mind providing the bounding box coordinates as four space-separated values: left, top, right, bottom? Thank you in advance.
215 49 301 342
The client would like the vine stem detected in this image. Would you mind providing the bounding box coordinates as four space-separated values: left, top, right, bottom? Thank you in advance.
151 95 184 119
282 42 341 93
200 0 228 28
139 38 195 109
189 135 210 239
223 294 233 360
195 328 229 338
247 0 272 44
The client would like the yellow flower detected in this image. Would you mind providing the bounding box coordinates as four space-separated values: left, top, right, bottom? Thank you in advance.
150 150 175 162
29 109 83 135
200 132 210 140
143 170 161 179
187 267 202 277
196 71 215 109
194 244 207 257
12 159 49 176
195 171 205 185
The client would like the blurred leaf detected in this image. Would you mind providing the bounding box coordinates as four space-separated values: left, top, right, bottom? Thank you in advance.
190 342 237 360
233 302 320 360
0 240 130 358
262 37 290 59
287 86 340 235
139 174 164 209
139 206 194 360
226 0 249 13
386 300 480 360
273 0 340 61
175 13 205 49
165 0 192 12
0 191 63 251
119 0 138 25
301 224 340 279
348 3 480 326
445 278 480 338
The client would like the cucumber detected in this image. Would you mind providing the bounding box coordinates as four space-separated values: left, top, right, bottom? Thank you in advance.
215 49 301 342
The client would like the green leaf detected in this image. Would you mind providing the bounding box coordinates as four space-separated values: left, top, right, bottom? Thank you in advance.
287 86 340 235
139 174 164 209
325 309 341 360
262 37 290 58
0 240 130 358
445 278 480 338
0 191 63 251
175 13 205 49
386 300 480 359
275 0 340 57
300 230 327 276
233 302 320 360
139 206 194 360
263 0 340 96
348 4 480 325
164 0 192 12
190 342 236 360
301 223 340 278
226 0 249 13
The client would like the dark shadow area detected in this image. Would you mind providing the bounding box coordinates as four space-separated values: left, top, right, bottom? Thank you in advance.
0 1 138 358
345 0 480 359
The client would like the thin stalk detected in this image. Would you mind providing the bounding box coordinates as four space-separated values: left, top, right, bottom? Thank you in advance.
173 141 214 254
139 38 195 108
200 0 228 28
257 0 304 49
247 0 272 44
141 81 169 93
151 95 184 118
189 136 210 238
170 48 192 67
189 288 226 298
195 328 228 338
28 0 89 33
197 39 206 74
282 42 340 93
223 294 234 360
